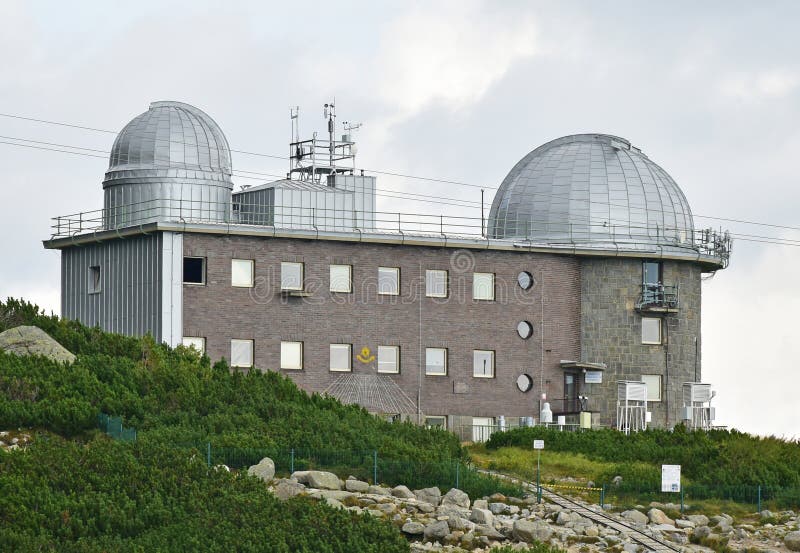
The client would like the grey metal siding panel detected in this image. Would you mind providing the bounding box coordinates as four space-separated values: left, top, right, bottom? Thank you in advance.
61 233 163 339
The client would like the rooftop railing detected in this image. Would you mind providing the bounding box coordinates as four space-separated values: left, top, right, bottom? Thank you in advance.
49 197 731 266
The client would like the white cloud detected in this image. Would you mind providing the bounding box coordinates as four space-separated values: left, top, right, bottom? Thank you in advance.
719 68 800 101
376 1 538 117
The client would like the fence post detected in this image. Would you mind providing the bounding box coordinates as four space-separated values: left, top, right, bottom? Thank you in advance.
758 485 762 513
206 442 211 468
456 462 460 490
680 487 684 514
373 450 378 485
600 485 605 509
291 448 295 474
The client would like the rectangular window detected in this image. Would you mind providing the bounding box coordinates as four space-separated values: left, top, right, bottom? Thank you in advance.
642 317 662 344
425 348 447 376
473 350 495 378
231 259 254 288
377 346 400 374
425 270 448 298
641 374 662 402
425 416 446 429
330 264 352 293
280 341 303 370
181 336 205 353
329 344 352 372
231 339 254 368
473 272 495 301
88 265 101 294
378 267 400 295
643 260 662 285
281 262 304 291
183 257 205 285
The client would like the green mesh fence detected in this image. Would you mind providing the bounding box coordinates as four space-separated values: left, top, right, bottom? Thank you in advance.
97 413 137 442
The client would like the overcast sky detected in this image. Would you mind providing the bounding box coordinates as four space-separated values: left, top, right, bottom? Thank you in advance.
1 1 798 437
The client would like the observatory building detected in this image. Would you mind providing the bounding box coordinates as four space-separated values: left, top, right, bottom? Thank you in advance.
44 101 730 436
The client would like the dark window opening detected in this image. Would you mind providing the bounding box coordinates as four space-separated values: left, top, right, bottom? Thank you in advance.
183 257 205 284
643 260 662 285
88 265 101 294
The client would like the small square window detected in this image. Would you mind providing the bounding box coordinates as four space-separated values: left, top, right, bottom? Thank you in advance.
182 336 205 353
473 350 495 378
281 262 304 291
330 264 352 293
231 339 254 368
641 374 662 402
377 346 400 374
183 257 205 285
642 317 662 344
281 341 303 370
88 265 101 294
378 267 400 295
425 270 448 298
473 272 495 301
330 344 352 372
231 259 254 288
425 348 447 376
425 416 446 429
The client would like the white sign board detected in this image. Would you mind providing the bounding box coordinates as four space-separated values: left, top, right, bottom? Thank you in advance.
585 370 603 384
661 464 681 492
533 440 545 450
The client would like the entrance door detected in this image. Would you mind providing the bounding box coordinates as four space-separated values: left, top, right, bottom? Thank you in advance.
564 373 578 412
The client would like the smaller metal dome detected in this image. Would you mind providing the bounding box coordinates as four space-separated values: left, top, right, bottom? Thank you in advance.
103 102 233 229
488 134 695 252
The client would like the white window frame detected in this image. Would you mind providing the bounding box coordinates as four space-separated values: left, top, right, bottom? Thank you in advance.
425 269 448 298
641 374 662 402
183 256 206 285
425 348 447 376
642 317 662 344
472 272 495 301
329 264 352 293
280 341 303 370
329 344 352 372
231 259 254 288
473 350 495 378
378 267 400 296
230 339 254 368
281 262 304 291
424 416 447 429
88 265 101 294
377 346 400 374
181 336 205 353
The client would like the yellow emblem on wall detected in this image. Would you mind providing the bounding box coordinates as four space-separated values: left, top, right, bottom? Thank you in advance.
356 346 375 363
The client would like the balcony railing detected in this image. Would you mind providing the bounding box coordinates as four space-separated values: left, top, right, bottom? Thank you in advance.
549 397 590 415
636 283 679 311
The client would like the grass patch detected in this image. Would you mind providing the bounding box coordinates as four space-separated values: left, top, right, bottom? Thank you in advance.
468 444 614 483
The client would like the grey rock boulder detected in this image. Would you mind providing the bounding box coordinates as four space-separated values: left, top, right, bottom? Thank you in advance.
470 507 494 525
367 485 391 496
0 326 76 363
675 519 696 529
514 519 553 543
391 485 415 499
273 479 305 500
621 510 649 525
423 520 450 542
414 486 442 506
693 525 712 539
291 470 341 490
344 479 369 493
247 457 275 482
687 514 710 526
648 508 675 525
475 523 505 540
785 531 800 552
442 488 470 509
402 521 425 535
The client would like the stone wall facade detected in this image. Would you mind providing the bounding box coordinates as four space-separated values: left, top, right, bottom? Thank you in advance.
579 257 702 428
182 233 582 421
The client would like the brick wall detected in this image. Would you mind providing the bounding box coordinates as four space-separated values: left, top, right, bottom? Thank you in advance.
182 233 582 420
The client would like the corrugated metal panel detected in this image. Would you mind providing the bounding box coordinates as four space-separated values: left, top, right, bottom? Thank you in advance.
62 233 164 340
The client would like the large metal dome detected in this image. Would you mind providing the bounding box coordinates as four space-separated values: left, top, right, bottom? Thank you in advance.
103 101 233 228
488 134 695 250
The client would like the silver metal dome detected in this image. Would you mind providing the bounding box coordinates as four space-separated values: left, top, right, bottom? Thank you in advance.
103 101 233 228
488 134 695 250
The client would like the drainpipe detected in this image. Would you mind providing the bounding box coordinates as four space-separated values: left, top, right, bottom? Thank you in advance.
664 318 670 427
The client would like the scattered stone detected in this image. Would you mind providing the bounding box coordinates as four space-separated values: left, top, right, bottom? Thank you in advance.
402 521 424 535
247 457 275 482
291 470 341 490
694 525 712 539
687 514 710 526
391 485 415 499
273 479 305 500
423 520 450 542
344 479 369 493
785 531 800 551
469 507 494 525
611 475 623 486
621 510 649 525
675 519 696 529
647 508 675 525
513 519 553 543
473 499 488 510
441 488 470 509
0 326 76 363
368 485 391 496
414 487 442 506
